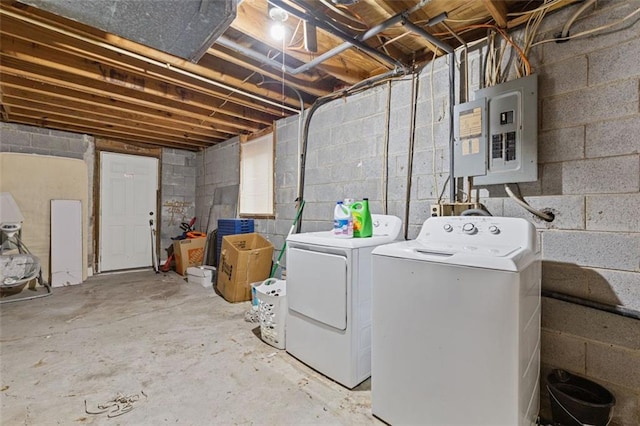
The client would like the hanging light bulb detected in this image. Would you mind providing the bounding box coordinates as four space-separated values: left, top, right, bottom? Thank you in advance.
270 22 286 40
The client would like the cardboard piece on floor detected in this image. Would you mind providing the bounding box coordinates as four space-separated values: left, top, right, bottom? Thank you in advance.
216 233 273 303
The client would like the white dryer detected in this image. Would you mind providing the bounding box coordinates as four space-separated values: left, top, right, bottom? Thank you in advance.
286 214 402 389
371 216 541 426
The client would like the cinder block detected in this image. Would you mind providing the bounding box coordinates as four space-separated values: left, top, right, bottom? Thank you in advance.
539 56 588 97
543 230 639 271
406 199 431 225
538 126 585 163
343 179 379 201
541 80 638 130
162 152 184 166
562 155 639 194
586 116 640 158
587 194 640 232
13 123 48 134
390 79 412 110
590 38 640 85
0 128 30 148
360 157 384 180
586 342 640 390
388 127 411 154
49 128 85 139
418 64 450 99
481 197 504 216
305 166 334 185
587 268 640 312
416 174 449 200
542 297 640 349
541 162 563 195
542 261 590 299
503 195 585 230
541 330 587 374
31 134 70 152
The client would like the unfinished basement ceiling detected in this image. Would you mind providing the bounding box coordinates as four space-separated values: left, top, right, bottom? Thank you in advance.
0 0 579 151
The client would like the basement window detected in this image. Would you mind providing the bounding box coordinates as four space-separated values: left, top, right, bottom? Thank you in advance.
239 130 275 218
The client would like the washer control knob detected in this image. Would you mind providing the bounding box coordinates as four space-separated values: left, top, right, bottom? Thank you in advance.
443 224 453 232
488 225 500 234
462 223 477 234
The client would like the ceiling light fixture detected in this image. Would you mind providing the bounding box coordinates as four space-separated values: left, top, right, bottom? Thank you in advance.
268 3 289 41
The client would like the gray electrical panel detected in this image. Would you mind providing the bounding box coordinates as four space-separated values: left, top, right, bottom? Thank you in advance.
453 74 538 185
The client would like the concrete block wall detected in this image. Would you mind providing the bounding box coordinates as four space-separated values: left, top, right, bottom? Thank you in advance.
195 2 639 422
160 148 197 255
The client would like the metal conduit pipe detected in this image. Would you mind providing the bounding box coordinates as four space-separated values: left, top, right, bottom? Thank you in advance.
400 18 454 54
217 35 351 76
270 0 403 68
543 290 640 321
448 52 456 202
232 3 451 78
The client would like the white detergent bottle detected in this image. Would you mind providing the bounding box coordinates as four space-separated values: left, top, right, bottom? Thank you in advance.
333 201 353 238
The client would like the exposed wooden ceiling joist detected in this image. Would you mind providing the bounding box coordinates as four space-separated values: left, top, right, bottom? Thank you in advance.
0 0 579 151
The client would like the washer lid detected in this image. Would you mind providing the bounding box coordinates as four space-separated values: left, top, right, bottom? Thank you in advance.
372 239 536 272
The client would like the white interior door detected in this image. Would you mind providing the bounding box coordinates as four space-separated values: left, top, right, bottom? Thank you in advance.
99 152 158 272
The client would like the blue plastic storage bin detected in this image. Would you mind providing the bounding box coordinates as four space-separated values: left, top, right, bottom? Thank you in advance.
216 219 254 266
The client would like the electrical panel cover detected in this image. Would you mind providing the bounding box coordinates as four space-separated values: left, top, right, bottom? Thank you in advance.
453 98 487 178
452 74 538 185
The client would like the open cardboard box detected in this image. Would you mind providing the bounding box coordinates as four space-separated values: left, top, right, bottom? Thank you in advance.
173 237 206 276
216 233 273 303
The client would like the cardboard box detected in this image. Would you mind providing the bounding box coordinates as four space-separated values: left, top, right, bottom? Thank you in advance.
186 266 216 288
216 233 273 303
173 237 206 276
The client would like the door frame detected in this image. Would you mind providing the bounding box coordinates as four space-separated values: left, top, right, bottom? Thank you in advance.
94 138 162 273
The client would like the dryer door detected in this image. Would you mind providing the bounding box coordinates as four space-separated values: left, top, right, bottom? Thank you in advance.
288 247 348 330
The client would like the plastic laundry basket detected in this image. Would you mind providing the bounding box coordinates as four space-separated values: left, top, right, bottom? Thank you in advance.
255 278 287 349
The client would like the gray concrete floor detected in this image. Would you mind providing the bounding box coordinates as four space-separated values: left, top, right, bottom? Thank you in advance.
1 271 379 425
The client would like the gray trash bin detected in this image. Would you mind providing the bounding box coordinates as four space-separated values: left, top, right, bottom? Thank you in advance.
547 369 615 426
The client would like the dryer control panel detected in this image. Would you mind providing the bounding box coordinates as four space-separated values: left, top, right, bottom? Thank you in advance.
416 216 536 254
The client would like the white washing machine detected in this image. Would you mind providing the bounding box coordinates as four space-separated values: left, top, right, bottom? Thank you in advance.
286 214 402 389
371 216 541 426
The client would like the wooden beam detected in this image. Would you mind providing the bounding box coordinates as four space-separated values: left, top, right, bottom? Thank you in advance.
0 55 266 133
0 74 238 136
0 25 282 124
0 11 307 112
2 97 221 145
8 114 214 150
482 0 508 28
2 83 233 140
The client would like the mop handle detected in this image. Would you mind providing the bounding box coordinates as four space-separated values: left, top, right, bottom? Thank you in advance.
270 200 305 278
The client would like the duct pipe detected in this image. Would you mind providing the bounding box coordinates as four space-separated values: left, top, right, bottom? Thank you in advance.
270 0 403 68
